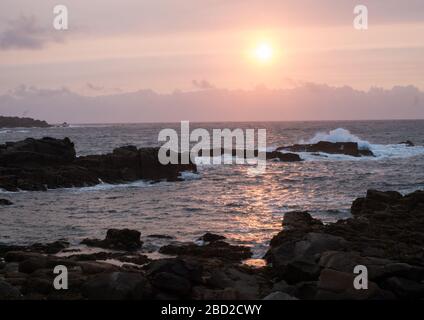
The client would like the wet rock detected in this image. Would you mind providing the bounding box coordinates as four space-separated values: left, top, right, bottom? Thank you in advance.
159 241 251 262
82 228 142 251
82 272 152 300
278 141 374 157
198 233 226 243
282 211 323 231
0 198 13 206
147 234 174 239
266 152 302 162
399 140 414 146
0 137 197 191
0 280 22 300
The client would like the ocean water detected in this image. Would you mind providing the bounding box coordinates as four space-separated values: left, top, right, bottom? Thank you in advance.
1 120 424 257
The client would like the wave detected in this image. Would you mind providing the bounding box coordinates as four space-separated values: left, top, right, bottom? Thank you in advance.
296 128 424 161
301 128 372 150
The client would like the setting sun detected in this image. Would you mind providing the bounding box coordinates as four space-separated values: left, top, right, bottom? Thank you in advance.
253 42 274 63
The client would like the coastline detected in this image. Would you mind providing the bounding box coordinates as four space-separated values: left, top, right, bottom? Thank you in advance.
1 189 423 300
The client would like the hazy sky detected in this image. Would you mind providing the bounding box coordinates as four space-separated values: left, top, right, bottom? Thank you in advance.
0 1 423 122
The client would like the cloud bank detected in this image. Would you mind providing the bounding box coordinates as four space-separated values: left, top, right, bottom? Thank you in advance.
0 84 423 123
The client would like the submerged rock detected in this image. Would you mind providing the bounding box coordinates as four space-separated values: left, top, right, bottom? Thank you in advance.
399 140 414 147
197 233 226 243
0 198 13 206
277 141 374 157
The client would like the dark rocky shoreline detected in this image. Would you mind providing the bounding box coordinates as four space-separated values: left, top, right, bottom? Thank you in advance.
1 189 423 300
0 137 197 191
0 116 51 128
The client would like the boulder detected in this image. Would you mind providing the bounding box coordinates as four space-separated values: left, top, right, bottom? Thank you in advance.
0 280 22 300
82 228 142 251
82 272 152 300
145 258 202 284
151 272 192 296
316 269 385 300
282 211 323 231
198 233 226 243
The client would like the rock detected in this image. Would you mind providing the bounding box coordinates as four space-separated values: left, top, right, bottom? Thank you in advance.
192 287 239 300
316 269 385 300
281 260 321 284
0 116 50 128
282 211 323 231
159 241 251 262
266 152 302 162
206 266 266 300
146 258 202 284
29 241 70 254
0 280 22 299
399 140 414 146
82 228 142 251
19 257 48 274
147 234 174 239
0 198 13 206
198 233 226 243
382 277 424 299
152 272 192 296
4 251 46 263
82 272 152 300
278 141 374 157
263 291 298 300
266 232 347 270
0 137 197 191
77 261 119 274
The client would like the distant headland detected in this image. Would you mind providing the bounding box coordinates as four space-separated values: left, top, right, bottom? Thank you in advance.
0 116 51 128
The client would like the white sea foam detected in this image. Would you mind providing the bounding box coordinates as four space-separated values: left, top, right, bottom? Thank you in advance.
69 180 152 192
294 128 424 161
301 128 372 150
179 171 201 180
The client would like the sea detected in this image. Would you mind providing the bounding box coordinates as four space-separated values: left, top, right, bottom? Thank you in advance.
1 120 424 258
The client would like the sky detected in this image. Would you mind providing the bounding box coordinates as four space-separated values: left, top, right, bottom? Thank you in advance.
0 0 423 122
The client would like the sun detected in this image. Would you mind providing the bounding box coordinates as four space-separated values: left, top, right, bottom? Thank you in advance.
253 42 273 63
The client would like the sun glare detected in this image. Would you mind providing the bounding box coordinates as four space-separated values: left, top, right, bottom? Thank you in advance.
253 42 273 63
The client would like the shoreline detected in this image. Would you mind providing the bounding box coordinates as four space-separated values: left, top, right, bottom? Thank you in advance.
1 189 423 300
